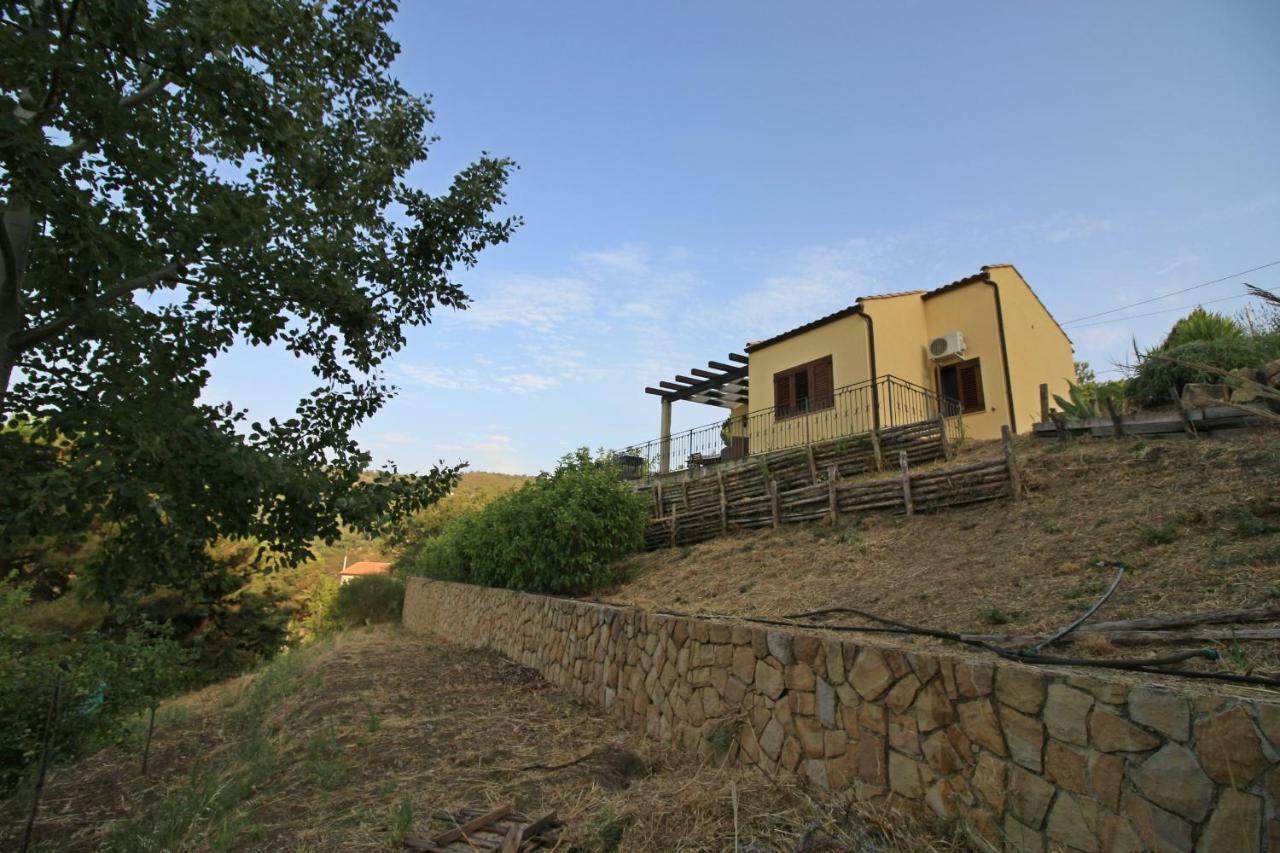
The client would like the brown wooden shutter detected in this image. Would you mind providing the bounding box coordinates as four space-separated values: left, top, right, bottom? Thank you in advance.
959 361 984 411
774 373 792 415
812 357 834 406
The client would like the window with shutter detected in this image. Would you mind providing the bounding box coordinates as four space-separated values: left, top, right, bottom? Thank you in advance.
937 358 985 414
774 356 834 420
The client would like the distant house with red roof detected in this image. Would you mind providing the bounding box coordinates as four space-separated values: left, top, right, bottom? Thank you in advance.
339 560 391 585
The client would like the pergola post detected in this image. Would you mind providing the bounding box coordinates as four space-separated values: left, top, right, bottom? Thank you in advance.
659 398 672 475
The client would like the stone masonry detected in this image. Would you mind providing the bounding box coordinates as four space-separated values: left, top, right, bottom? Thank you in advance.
403 578 1280 851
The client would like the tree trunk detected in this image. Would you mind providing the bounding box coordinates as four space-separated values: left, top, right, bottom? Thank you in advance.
1 202 35 410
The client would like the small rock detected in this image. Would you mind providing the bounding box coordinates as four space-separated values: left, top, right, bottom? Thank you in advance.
1181 382 1229 409
791 635 822 665
1133 744 1214 823
1044 684 1094 747
958 698 1007 755
1006 764 1055 828
816 678 837 728
1088 750 1126 811
1045 791 1100 852
766 631 795 665
996 666 1047 714
754 659 785 700
1126 792 1192 852
1045 739 1088 794
856 732 886 784
1197 790 1262 852
885 673 922 713
1091 710 1160 753
1195 706 1269 786
972 751 1006 810
913 679 954 732
1002 706 1045 772
1100 815 1143 853
1128 687 1190 742
888 750 924 798
849 647 895 701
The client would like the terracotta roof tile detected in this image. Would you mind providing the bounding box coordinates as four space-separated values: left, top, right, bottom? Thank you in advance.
857 289 925 301
340 561 391 576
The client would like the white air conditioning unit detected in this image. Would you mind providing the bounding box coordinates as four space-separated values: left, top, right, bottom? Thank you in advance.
928 331 966 362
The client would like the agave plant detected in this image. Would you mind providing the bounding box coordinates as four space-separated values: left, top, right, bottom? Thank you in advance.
1052 382 1097 420
1162 307 1244 349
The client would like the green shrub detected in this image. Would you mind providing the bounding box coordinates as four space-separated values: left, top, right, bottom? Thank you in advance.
1127 334 1280 406
0 580 191 794
319 575 405 630
1162 308 1244 348
399 450 648 594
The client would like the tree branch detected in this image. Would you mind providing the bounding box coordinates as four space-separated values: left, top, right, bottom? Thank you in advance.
52 72 171 162
7 260 187 352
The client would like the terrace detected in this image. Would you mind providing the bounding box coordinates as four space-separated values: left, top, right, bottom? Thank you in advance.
617 353 959 480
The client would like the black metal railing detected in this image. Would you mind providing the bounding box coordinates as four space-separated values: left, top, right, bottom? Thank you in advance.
615 375 960 478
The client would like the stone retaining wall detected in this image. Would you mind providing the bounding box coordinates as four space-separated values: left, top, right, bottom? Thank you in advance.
403 578 1280 851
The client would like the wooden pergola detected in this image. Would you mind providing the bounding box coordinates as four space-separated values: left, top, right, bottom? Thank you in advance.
644 352 749 473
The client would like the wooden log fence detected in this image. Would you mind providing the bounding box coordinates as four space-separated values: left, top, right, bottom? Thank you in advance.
637 419 1016 550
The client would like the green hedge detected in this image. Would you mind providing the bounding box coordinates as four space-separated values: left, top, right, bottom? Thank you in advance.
318 575 405 631
1127 334 1280 406
399 450 647 594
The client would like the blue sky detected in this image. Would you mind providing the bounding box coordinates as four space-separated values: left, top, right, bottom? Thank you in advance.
211 0 1280 475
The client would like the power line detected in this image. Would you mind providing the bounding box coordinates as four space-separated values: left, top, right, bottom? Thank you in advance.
1061 260 1280 325
1067 290 1255 331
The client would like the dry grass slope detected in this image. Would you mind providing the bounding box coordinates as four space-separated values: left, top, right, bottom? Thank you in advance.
3 627 971 852
607 431 1280 675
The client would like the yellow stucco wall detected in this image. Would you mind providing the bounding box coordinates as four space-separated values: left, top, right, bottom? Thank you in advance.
855 294 931 389
745 313 872 452
920 283 1010 441
984 265 1075 434
747 313 871 409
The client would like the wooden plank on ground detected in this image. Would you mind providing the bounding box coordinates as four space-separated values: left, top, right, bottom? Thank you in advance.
426 804 513 847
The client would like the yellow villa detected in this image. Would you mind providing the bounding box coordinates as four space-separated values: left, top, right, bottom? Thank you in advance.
632 264 1074 475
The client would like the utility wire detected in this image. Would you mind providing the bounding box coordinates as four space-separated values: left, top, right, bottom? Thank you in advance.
1066 290 1257 331
1061 260 1280 325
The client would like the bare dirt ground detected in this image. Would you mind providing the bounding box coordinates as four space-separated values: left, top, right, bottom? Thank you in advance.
605 431 1280 682
2 627 968 852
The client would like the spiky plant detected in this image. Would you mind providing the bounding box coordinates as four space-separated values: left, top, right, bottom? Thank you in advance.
1163 308 1245 348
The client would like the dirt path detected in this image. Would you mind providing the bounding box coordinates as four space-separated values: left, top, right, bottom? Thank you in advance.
3 627 965 852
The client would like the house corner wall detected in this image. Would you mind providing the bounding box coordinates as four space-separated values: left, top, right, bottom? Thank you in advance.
985 266 1075 432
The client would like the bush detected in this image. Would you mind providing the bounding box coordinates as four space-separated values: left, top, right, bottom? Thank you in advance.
0 579 191 794
400 450 648 594
1127 334 1280 406
1162 308 1244 348
318 575 405 631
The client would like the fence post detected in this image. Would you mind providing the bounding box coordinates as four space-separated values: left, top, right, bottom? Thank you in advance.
870 428 883 471
899 451 913 517
1001 425 1021 500
669 507 679 547
1039 383 1050 423
769 481 781 529
717 469 728 534
1052 412 1069 442
806 444 818 483
655 481 664 519
936 413 951 460
1105 395 1126 437
659 399 672 475
827 465 840 526
681 480 689 510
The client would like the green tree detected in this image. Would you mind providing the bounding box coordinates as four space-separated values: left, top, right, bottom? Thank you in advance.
1161 307 1243 348
0 2 518 599
401 451 649 595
